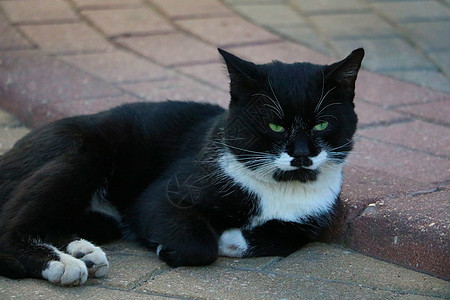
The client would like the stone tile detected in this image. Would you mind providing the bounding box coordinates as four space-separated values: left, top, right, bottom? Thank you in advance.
355 70 449 107
215 256 280 270
347 191 450 280
0 50 121 128
19 23 113 54
0 127 30 155
0 110 21 127
383 69 450 95
0 11 33 50
232 4 305 26
362 120 450 157
269 243 450 297
175 16 281 47
355 101 406 127
290 0 369 14
116 33 220 66
101 240 151 256
223 0 284 4
403 21 450 53
271 25 333 56
176 62 229 91
428 50 450 76
0 0 78 24
308 13 396 39
225 41 332 65
59 50 173 83
32 95 140 124
371 1 450 23
149 0 232 19
348 137 450 183
81 7 174 38
0 279 167 299
138 264 419 299
395 100 450 126
72 0 143 10
120 77 229 107
331 37 435 72
91 253 168 289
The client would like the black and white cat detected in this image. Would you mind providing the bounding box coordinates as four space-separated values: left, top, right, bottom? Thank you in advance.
0 48 364 286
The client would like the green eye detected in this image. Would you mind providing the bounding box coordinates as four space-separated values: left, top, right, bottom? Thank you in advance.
313 122 329 131
269 123 285 133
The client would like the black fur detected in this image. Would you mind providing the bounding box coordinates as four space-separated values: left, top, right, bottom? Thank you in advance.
0 48 364 281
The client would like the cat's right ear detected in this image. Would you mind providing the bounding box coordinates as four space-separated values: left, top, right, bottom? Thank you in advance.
218 48 260 90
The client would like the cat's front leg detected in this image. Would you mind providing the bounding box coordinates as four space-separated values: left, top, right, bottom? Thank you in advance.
219 220 319 258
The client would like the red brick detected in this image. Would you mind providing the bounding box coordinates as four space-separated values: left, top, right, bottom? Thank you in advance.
59 50 174 83
348 138 450 183
395 100 450 126
150 0 232 19
224 42 332 65
81 7 174 38
363 120 450 157
0 50 121 127
120 77 229 107
355 101 406 127
31 95 140 126
356 70 448 107
0 0 78 24
175 16 281 47
72 0 143 10
346 191 450 280
0 11 33 50
116 33 220 66
20 23 113 54
176 62 228 91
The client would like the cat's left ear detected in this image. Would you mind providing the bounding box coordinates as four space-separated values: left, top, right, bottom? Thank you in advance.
325 48 365 87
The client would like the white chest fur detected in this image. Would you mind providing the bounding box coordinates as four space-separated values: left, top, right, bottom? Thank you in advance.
219 152 342 228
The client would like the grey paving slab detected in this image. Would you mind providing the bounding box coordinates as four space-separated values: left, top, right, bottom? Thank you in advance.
330 37 436 72
428 50 450 76
0 126 29 155
383 69 450 94
370 1 450 23
290 0 370 14
232 4 306 26
308 13 397 39
402 21 450 53
268 243 450 298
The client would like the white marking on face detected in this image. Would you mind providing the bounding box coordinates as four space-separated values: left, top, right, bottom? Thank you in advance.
220 151 342 228
273 152 298 171
218 228 248 258
303 150 328 170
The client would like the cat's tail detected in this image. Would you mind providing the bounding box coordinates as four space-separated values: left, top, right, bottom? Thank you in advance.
0 252 27 279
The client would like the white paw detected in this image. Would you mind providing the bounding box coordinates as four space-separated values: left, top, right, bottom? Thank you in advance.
218 229 248 258
66 239 109 278
42 252 88 286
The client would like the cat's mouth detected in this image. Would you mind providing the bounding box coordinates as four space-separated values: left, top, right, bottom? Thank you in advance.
273 151 327 172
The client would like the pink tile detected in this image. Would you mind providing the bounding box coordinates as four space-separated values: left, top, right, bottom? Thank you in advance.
20 23 113 54
176 62 229 91
224 42 332 65
116 33 220 66
81 7 174 38
356 70 448 107
355 101 406 127
0 0 78 24
175 16 281 47
395 100 450 126
120 77 229 107
150 0 232 19
72 0 143 10
348 138 450 184
362 120 450 157
59 50 174 83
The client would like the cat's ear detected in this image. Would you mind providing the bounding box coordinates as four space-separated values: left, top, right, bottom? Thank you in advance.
325 48 364 87
218 48 260 88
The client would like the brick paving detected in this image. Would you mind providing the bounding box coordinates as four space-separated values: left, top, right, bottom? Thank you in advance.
0 0 449 297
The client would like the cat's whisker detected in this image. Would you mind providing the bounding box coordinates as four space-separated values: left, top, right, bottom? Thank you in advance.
314 86 336 115
267 79 284 119
316 102 341 117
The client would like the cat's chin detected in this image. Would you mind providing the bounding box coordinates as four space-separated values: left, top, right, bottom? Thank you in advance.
272 169 318 183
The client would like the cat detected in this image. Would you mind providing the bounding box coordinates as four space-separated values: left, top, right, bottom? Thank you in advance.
0 48 364 286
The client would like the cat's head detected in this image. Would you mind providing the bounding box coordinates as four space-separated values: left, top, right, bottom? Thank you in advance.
219 48 364 183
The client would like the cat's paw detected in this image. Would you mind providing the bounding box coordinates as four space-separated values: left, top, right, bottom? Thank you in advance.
66 239 109 278
42 252 88 286
218 229 248 258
